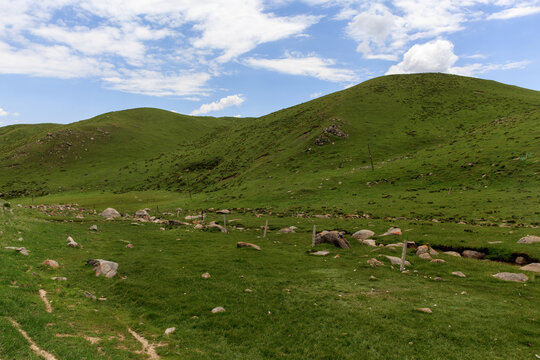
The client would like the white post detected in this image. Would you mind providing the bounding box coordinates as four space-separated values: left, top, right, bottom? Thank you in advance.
263 219 268 238
223 214 227 233
312 225 317 247
400 239 408 272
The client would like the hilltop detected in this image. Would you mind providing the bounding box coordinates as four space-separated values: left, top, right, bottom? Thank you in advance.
1 73 539 222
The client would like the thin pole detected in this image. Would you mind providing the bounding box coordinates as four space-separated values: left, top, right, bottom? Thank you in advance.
263 219 268 238
312 225 317 247
400 239 408 272
223 214 227 233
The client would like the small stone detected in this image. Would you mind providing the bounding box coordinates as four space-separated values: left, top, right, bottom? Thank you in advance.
100 208 121 218
369 275 377 280
125 243 134 249
488 241 503 244
430 259 446 263
419 253 432 260
334 254 340 258
194 224 203 230
384 255 410 266
416 245 429 255
18 237 23 242
381 227 402 236
492 272 528 282
86 259 118 278
429 248 439 256
415 308 432 314
433 277 443 281
452 271 466 278
83 291 97 300
42 259 59 268
236 242 261 251
444 251 461 257
164 327 176 335
517 235 540 244
201 272 211 279
462 250 485 259
352 230 375 240
460 291 468 295
211 306 226 314
66 236 79 247
520 263 540 273
89 225 98 231
311 251 330 256
514 256 527 265
362 239 377 246
367 258 384 267
245 288 252 293
51 277 67 281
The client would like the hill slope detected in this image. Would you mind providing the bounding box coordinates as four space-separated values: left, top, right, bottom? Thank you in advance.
1 73 539 222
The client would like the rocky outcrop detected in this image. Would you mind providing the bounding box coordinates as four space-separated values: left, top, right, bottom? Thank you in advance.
100 208 121 218
492 272 528 282
313 231 350 249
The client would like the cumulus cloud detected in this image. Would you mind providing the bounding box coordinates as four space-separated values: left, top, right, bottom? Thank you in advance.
0 107 9 117
245 54 358 82
190 94 245 115
386 39 529 76
487 4 540 19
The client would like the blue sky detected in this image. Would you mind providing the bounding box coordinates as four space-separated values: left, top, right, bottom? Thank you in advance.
0 0 539 126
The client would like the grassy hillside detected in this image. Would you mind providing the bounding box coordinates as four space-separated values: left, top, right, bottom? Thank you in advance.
1 73 539 223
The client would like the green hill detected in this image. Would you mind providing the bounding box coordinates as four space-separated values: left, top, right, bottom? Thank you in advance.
1 73 539 223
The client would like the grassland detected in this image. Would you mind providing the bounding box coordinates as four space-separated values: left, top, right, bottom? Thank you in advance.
0 73 539 359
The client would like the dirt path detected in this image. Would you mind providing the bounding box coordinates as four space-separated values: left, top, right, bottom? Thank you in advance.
39 289 52 313
128 328 160 360
7 317 57 360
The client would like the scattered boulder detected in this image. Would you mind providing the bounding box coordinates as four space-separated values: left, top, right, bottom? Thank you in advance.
5 246 29 256
384 255 410 266
515 256 527 265
381 227 402 236
452 271 466 278
211 306 226 313
83 291 97 300
51 277 67 281
194 224 204 230
185 215 202 220
367 258 384 267
429 248 439 256
125 243 134 249
100 208 121 218
444 251 461 257
206 221 227 233
311 251 330 256
168 220 190 226
164 327 176 335
517 235 540 244
135 209 150 218
415 308 432 314
314 231 350 249
352 230 375 240
492 272 528 282
520 263 540 273
86 259 118 278
279 227 296 234
361 239 377 247
66 236 79 247
216 209 231 214
237 242 261 251
418 253 432 260
430 259 446 263
89 225 98 231
462 250 485 259
201 272 211 279
416 245 429 255
42 259 59 269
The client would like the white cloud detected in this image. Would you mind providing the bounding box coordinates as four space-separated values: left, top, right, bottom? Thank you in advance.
191 94 245 115
245 54 358 82
0 107 9 117
386 39 529 77
103 70 211 97
386 39 458 75
487 4 540 19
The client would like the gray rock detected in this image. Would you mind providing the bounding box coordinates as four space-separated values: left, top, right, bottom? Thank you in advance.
66 236 79 247
278 227 296 234
5 246 30 255
444 251 461 257
311 251 330 256
515 256 527 265
211 306 226 313
416 245 429 255
89 225 98 231
86 259 118 278
415 308 432 314
135 209 150 219
418 253 432 260
384 255 410 266
367 258 384 267
216 209 231 214
452 271 466 278
352 230 375 240
51 277 67 281
236 242 261 251
42 259 59 268
430 259 446 263
361 239 377 247
492 272 528 282
429 248 439 256
206 221 227 233
520 263 540 273
314 231 350 249
517 235 540 244
462 250 485 259
381 227 402 236
100 208 121 218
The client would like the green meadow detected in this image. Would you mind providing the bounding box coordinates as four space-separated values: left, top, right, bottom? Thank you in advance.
0 73 539 359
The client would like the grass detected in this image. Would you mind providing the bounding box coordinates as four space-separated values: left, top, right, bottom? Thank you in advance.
0 207 538 359
1 73 539 359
